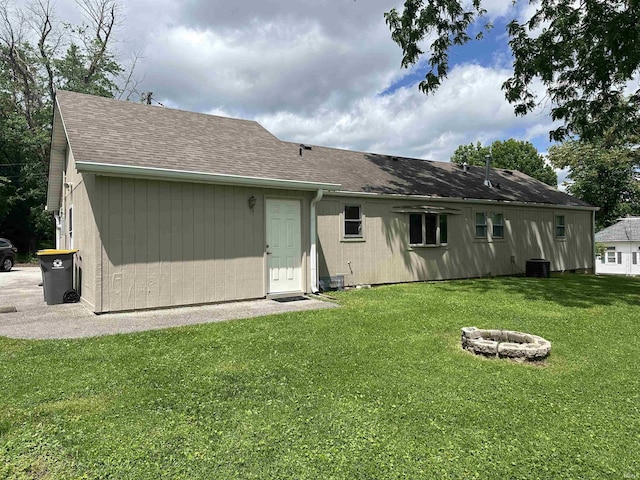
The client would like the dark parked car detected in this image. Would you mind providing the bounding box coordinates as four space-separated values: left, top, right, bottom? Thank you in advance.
0 238 17 272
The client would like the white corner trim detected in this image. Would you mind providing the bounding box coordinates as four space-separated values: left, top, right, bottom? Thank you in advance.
310 189 324 293
75 161 342 191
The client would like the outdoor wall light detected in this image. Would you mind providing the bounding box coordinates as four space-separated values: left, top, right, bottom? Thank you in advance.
248 195 257 210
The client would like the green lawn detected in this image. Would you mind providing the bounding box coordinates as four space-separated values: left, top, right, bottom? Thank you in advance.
1 275 639 479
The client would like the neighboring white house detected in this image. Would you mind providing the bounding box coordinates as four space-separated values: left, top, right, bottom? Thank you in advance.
595 217 640 276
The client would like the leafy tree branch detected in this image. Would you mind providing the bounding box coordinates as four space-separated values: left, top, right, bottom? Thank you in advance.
451 138 558 186
385 0 640 142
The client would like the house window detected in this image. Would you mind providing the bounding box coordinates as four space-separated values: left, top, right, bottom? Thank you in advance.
344 205 362 238
409 213 448 246
475 212 487 238
439 214 448 244
68 205 73 249
409 213 423 244
555 215 566 238
606 247 616 264
492 213 504 238
633 252 637 265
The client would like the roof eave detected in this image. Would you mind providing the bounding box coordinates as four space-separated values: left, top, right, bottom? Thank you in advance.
45 94 67 213
74 161 342 191
327 190 599 211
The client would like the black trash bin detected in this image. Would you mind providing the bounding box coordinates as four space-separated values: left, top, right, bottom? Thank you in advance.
37 249 79 305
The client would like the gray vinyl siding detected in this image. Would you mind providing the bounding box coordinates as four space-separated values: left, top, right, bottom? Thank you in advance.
92 176 311 313
317 197 594 286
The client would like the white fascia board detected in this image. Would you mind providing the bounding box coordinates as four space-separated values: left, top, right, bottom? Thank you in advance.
327 190 599 212
75 161 342 191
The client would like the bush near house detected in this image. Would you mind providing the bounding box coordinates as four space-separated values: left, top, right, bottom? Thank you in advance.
0 275 638 479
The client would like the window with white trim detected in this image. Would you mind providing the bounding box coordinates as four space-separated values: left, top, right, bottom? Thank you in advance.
343 205 363 238
606 247 616 264
555 215 566 238
409 213 448 246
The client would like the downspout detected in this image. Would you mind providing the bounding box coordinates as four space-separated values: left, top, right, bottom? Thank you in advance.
626 218 633 276
54 212 61 250
310 189 324 293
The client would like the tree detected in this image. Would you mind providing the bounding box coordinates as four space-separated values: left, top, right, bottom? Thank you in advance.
0 175 10 221
548 140 640 229
451 139 558 186
53 0 124 97
0 0 131 253
384 0 640 142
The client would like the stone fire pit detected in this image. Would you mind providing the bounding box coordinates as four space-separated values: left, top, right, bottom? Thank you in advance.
461 327 551 361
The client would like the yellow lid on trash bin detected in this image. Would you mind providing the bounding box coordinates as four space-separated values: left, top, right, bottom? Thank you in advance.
36 249 78 256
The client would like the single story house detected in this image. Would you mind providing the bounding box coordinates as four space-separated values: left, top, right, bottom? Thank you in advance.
595 217 640 275
47 91 597 313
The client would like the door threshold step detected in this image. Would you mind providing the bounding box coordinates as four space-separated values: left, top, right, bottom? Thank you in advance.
267 292 307 302
271 296 310 303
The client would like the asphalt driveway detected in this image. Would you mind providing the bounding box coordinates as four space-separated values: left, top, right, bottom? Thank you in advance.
0 267 337 340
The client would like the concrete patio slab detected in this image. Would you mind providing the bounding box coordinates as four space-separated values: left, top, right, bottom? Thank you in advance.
0 267 338 340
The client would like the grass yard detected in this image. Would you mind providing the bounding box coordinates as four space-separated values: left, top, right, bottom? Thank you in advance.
1 275 639 479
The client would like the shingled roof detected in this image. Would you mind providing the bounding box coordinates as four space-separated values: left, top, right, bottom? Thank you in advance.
595 217 640 242
52 90 592 208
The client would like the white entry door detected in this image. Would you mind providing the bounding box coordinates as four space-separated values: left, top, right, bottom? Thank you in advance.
266 199 302 294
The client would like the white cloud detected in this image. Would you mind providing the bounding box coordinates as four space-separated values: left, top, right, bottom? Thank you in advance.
482 0 517 20
176 0 404 37
259 63 555 162
556 168 572 192
523 120 562 143
140 7 404 114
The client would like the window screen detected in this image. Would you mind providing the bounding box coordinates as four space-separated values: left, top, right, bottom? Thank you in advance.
344 205 362 237
475 212 487 238
555 215 565 237
492 213 504 238
425 213 437 245
439 215 448 244
409 213 423 245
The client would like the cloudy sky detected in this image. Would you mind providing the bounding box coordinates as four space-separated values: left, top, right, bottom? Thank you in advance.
16 0 566 178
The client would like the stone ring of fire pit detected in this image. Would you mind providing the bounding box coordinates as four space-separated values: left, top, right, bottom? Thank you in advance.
461 327 551 361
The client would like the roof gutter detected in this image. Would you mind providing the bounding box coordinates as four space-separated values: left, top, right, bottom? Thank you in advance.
326 190 599 212
75 161 342 192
